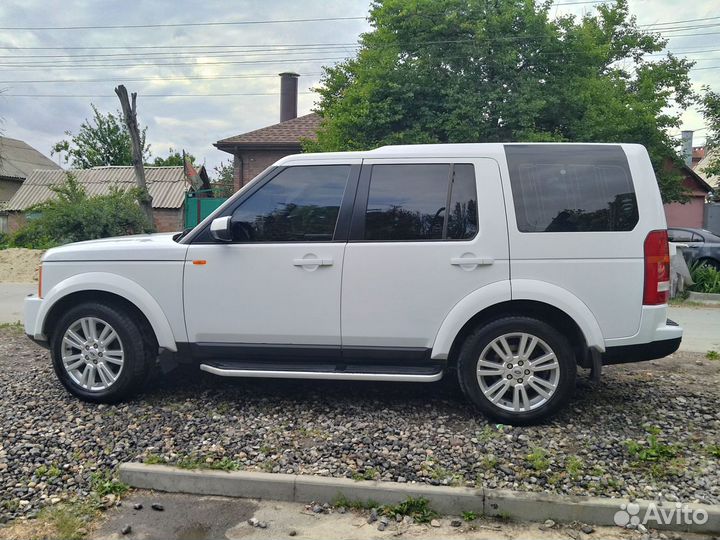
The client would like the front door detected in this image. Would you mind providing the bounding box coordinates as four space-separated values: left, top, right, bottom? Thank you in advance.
183 162 359 356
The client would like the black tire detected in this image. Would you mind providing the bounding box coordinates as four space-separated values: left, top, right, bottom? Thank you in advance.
457 316 576 425
50 302 152 403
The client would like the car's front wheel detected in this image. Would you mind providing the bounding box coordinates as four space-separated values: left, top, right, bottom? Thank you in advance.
50 302 152 403
457 317 576 425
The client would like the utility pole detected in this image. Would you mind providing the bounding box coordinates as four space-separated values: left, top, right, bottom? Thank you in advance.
114 84 153 227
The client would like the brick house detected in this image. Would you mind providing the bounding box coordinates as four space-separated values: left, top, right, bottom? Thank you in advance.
663 164 712 229
214 73 322 192
5 166 195 233
0 136 61 215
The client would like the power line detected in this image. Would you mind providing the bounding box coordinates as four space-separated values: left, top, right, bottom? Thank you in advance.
0 15 367 31
639 16 720 27
0 73 324 84
0 92 315 98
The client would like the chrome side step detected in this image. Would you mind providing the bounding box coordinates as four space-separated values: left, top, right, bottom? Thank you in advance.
199 363 444 382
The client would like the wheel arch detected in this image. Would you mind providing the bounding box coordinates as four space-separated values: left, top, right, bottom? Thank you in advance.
37 273 177 352
431 280 605 366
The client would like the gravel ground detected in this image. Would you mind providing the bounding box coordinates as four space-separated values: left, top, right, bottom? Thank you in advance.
1 325 719 524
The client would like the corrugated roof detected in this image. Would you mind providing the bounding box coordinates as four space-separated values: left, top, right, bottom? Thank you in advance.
215 113 321 150
5 166 189 211
0 136 62 180
694 149 718 186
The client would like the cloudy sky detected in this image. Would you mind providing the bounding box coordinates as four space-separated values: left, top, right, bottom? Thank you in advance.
0 0 717 175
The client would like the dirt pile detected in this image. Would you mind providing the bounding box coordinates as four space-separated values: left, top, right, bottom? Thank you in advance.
0 248 43 283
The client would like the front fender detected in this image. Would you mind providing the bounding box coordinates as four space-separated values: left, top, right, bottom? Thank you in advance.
35 272 177 352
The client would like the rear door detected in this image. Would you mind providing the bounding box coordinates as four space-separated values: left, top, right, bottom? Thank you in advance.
502 144 653 340
340 158 509 358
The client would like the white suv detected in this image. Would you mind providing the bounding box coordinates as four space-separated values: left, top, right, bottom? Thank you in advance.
24 143 682 424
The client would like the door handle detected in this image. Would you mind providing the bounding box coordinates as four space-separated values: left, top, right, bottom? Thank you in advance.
293 257 334 267
451 256 494 266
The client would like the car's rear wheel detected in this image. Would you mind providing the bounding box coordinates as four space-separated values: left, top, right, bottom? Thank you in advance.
50 302 152 403
457 317 575 425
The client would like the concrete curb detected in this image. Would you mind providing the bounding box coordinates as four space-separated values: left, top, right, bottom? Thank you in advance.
119 463 720 534
687 291 720 305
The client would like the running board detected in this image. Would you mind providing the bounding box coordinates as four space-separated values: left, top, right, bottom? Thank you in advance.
199 362 444 382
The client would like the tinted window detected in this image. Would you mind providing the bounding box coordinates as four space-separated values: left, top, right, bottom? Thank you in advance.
447 164 478 239
668 229 694 242
230 165 349 242
365 164 450 241
505 145 638 232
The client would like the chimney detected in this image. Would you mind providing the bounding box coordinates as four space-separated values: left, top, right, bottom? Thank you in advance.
279 72 299 122
681 130 693 167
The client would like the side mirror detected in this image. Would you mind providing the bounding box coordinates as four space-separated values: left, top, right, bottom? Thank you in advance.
210 216 232 242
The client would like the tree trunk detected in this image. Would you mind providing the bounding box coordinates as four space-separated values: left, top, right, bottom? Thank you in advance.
114 85 154 228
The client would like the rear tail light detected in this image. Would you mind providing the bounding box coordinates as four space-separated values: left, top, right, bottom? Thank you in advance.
643 230 670 305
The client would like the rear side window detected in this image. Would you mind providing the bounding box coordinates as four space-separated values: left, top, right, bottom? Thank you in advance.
364 163 478 241
230 165 350 242
505 145 638 233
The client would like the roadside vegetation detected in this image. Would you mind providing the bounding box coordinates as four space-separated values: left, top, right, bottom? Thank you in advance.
1 174 151 250
689 262 720 295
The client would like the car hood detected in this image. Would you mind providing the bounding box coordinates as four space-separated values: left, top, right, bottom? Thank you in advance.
42 233 189 262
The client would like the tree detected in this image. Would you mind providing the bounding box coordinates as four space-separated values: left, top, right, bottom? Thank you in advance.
308 0 694 202
151 148 196 167
700 86 720 200
212 160 235 197
115 85 153 226
52 104 149 168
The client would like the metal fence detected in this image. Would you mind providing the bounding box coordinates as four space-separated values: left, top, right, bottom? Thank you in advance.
185 189 228 228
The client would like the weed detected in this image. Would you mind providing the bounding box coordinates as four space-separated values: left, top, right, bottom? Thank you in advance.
566 456 583 479
90 470 129 497
625 426 678 463
462 510 478 521
143 453 166 465
332 494 379 511
494 511 513 522
526 448 550 471
48 464 61 478
707 444 720 458
706 350 719 361
477 425 502 442
35 464 48 477
480 456 498 470
352 467 379 481
0 321 22 331
37 500 99 540
382 497 438 524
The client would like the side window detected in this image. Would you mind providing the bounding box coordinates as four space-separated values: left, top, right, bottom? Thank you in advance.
668 229 693 242
363 163 478 241
691 233 704 243
230 165 350 242
505 145 639 233
447 164 478 240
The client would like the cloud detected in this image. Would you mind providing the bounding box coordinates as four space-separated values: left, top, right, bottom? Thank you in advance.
0 0 716 174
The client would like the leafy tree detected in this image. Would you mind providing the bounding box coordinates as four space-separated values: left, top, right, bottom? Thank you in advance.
700 87 720 199
10 173 152 248
212 160 235 197
151 148 196 167
308 0 694 202
52 104 150 168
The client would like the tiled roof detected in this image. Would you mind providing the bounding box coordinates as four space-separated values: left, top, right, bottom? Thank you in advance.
0 136 61 180
215 113 321 149
5 166 190 211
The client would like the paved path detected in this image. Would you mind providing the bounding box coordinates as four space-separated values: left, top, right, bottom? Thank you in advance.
0 283 34 324
0 282 716 352
668 305 720 353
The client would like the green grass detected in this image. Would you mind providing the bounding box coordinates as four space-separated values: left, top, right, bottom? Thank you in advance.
381 497 438 524
625 426 678 463
462 510 478 521
36 499 100 540
565 456 583 479
0 321 23 330
706 350 719 361
494 511 513 522
351 467 379 481
90 470 129 497
689 262 720 294
145 453 243 472
143 453 166 465
707 444 720 458
526 448 550 471
332 494 379 511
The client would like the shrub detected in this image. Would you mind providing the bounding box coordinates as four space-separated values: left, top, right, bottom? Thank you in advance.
10 173 152 248
689 262 720 294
